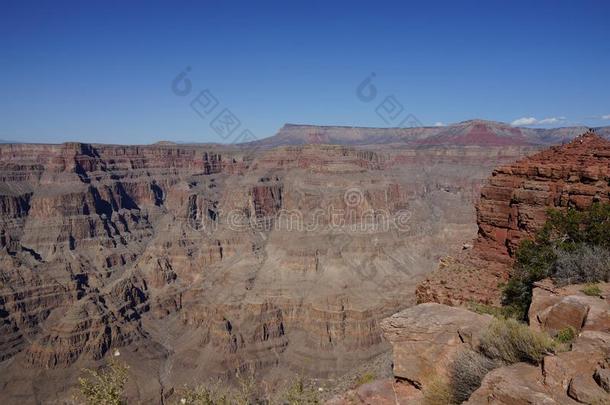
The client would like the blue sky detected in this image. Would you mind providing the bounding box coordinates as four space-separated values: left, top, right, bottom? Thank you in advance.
1 0 609 144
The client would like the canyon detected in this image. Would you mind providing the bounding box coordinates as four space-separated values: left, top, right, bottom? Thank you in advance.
0 120 608 403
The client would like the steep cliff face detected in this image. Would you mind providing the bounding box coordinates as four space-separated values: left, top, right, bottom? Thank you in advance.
0 140 536 402
417 133 610 305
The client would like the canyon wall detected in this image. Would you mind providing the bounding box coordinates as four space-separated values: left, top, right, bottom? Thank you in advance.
417 132 610 305
0 140 537 403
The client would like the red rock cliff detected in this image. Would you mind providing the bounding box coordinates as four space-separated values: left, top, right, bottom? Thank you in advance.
417 132 610 305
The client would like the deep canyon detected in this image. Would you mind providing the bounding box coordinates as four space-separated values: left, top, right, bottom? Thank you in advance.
1 120 608 403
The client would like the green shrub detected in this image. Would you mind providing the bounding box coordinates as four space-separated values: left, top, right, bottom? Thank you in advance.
554 326 577 344
77 360 129 405
502 240 556 319
479 318 555 365
581 283 603 296
467 302 520 319
449 349 498 403
503 203 610 319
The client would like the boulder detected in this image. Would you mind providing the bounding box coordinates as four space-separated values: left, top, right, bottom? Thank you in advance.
529 281 610 335
380 303 492 388
568 375 609 404
465 362 565 405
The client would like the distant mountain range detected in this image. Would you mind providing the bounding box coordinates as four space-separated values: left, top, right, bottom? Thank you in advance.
241 120 610 148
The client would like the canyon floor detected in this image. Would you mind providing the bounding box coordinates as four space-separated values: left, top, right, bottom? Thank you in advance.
0 120 608 403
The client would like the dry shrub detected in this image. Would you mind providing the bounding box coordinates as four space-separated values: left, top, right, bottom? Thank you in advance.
422 376 453 405
77 360 129 405
581 283 603 297
479 318 555 365
175 383 230 405
281 376 320 404
554 246 610 286
449 349 498 403
354 372 376 387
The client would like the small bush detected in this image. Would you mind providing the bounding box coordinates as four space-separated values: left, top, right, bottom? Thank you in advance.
502 240 556 319
354 372 375 387
175 384 229 405
175 370 260 405
503 203 610 319
422 376 453 405
77 360 129 405
282 376 320 405
449 349 498 403
581 283 603 296
554 326 577 344
554 246 610 286
479 318 555 365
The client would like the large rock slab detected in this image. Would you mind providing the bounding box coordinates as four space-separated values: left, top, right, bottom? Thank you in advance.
529 280 610 335
466 362 568 405
380 303 492 388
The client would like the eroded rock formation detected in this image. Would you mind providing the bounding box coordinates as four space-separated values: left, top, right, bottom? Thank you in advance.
0 138 535 403
417 133 610 305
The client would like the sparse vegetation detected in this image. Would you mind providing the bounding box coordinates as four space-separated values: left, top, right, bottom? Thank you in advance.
77 360 129 405
479 318 555 365
503 203 610 319
282 376 320 404
448 349 498 403
554 246 610 286
174 373 319 405
422 376 453 405
175 383 230 405
467 301 519 319
554 326 577 344
354 372 375 388
581 283 603 296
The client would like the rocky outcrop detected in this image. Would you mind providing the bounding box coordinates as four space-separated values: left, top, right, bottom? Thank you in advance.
417 133 610 305
466 282 610 404
380 303 492 388
378 286 609 404
529 280 610 336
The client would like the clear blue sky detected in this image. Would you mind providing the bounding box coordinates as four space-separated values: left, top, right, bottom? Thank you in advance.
1 0 609 144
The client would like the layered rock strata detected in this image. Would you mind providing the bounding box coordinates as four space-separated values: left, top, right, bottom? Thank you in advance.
417 133 610 305
0 140 534 403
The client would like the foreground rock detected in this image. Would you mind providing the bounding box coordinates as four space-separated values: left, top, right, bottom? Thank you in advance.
381 303 492 388
467 283 610 405
529 280 610 335
467 335 610 404
326 379 422 405
378 290 609 404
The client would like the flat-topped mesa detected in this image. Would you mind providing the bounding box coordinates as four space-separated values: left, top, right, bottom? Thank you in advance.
417 132 610 305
